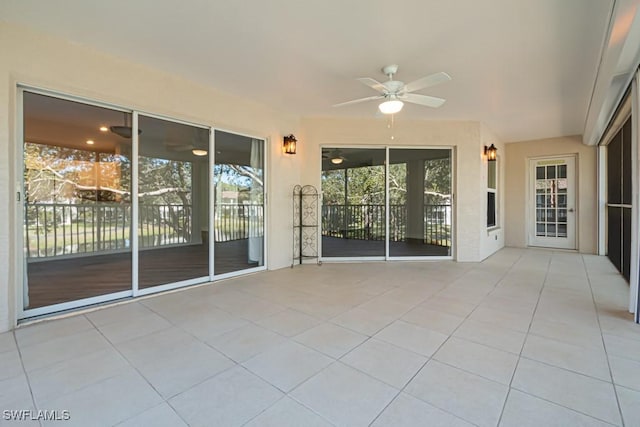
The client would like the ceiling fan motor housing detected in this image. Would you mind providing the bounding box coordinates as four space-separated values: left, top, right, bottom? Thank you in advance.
384 80 404 95
382 64 399 76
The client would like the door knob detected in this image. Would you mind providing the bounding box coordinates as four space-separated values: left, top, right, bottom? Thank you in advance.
568 208 574 212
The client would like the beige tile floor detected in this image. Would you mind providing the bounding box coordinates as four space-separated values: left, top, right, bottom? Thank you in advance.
1 248 639 426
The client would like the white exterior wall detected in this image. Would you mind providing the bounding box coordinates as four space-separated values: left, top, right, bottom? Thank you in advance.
480 123 506 260
0 43 11 333
0 23 301 332
0 22 502 332
300 117 490 262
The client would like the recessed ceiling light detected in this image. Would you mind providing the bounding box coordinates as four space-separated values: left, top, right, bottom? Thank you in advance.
86 140 95 145
192 149 208 156
99 126 108 132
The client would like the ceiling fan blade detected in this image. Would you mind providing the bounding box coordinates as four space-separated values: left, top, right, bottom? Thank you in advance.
166 144 194 151
402 93 446 108
333 95 383 107
356 77 388 93
403 72 451 93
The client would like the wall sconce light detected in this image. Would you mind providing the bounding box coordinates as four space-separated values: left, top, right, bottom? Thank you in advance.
283 134 297 154
484 144 497 161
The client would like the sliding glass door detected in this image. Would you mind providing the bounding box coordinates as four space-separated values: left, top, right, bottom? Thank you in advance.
20 89 267 318
388 149 452 257
321 146 452 260
22 92 133 311
137 115 210 289
213 130 265 275
321 148 386 258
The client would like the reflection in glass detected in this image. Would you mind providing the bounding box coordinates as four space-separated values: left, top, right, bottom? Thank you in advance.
389 149 452 257
533 162 568 239
138 116 210 288
213 130 264 275
23 92 132 309
321 148 386 257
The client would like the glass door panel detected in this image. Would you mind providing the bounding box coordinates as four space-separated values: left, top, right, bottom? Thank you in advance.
213 130 265 275
137 115 210 288
388 149 452 257
535 163 567 238
22 92 132 309
530 157 576 249
321 148 386 257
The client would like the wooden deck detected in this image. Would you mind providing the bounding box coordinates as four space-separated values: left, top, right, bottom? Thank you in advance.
25 236 444 310
321 236 450 257
26 240 259 309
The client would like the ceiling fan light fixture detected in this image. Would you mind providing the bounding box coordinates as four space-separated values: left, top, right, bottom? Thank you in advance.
192 149 208 156
109 125 142 139
110 112 142 139
378 99 404 115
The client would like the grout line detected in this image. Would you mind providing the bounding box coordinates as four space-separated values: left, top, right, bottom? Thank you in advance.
10 330 43 427
581 254 627 427
368 251 528 427
83 315 195 426
495 251 551 427
508 386 621 426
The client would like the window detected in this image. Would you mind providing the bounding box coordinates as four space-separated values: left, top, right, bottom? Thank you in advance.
487 159 497 227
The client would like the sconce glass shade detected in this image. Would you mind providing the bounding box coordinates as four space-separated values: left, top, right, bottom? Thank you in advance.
485 144 497 161
284 134 297 154
378 99 404 115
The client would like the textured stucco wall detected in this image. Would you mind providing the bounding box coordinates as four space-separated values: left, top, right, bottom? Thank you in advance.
505 135 597 253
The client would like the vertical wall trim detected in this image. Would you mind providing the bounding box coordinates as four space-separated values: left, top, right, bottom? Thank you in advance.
209 129 215 279
131 112 139 296
598 145 607 256
15 88 24 324
632 72 640 321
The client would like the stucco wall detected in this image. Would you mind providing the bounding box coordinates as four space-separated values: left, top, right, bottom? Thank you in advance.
0 22 301 331
480 123 506 260
301 117 492 262
0 22 508 332
505 135 597 253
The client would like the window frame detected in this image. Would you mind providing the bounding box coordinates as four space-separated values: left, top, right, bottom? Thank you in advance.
487 156 498 229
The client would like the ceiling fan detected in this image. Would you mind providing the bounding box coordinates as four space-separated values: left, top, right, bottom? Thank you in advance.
322 149 347 165
333 65 451 114
110 112 142 139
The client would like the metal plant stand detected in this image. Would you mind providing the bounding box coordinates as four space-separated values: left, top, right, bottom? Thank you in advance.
292 185 320 266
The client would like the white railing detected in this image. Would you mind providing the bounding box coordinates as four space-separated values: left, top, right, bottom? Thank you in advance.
24 202 263 259
322 203 452 246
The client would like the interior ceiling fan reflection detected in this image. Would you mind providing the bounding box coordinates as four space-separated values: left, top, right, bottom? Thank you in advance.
322 149 347 164
164 143 208 157
110 112 142 139
333 65 451 114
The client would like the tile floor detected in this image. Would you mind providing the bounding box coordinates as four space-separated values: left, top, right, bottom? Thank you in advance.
1 248 639 426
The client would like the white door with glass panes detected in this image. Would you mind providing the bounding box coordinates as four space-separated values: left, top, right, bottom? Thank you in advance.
529 156 576 249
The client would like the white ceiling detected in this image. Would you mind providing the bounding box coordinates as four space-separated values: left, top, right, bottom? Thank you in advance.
1 0 614 142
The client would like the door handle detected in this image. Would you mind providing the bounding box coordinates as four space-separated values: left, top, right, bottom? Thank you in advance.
568 208 574 212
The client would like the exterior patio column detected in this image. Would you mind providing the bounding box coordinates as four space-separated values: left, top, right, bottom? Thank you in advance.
406 159 424 242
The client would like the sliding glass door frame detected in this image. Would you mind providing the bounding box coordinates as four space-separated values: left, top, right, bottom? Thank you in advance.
386 145 455 261
319 144 455 263
16 86 135 319
319 145 387 262
134 111 213 297
211 127 268 281
16 86 268 320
